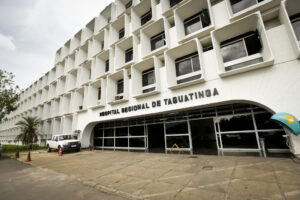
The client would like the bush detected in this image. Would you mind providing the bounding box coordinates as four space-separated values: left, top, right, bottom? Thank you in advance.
1 144 46 153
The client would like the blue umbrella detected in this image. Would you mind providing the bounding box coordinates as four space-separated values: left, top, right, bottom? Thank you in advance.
270 113 300 136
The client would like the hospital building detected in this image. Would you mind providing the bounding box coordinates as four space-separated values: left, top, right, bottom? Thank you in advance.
1 0 300 157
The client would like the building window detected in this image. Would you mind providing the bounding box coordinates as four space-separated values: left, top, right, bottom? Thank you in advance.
290 13 300 42
105 60 109 72
142 68 155 93
170 0 183 8
116 79 124 100
203 44 213 52
165 121 190 149
184 9 211 35
175 52 201 84
101 41 104 50
117 79 124 94
220 30 262 71
126 0 132 9
119 28 125 39
125 48 133 63
150 32 166 51
141 9 152 26
98 87 101 100
230 0 265 14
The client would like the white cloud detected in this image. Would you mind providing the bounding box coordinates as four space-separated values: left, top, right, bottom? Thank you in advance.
0 49 49 89
0 33 16 50
0 0 113 89
21 0 112 53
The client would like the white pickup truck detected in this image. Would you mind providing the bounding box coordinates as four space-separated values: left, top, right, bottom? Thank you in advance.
46 135 81 153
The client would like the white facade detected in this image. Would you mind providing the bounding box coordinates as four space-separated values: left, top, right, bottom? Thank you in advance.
1 0 300 156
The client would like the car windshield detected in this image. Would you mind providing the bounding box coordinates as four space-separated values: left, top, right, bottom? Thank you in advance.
58 135 75 141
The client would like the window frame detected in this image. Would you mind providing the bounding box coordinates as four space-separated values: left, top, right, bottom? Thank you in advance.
141 9 152 26
150 31 166 51
101 41 104 51
125 0 132 9
119 28 125 39
170 0 183 8
290 13 300 43
230 0 265 14
93 124 147 150
183 9 211 36
175 52 201 82
220 31 263 71
105 59 109 72
98 87 102 101
117 79 124 99
165 121 190 149
125 47 133 63
142 68 156 93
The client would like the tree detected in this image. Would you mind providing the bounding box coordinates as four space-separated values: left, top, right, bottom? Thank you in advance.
0 69 19 122
15 116 42 145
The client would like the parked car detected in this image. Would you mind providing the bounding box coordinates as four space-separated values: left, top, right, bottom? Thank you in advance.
46 135 80 153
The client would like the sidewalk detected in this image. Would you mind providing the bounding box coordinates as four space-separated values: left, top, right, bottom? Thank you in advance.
16 150 300 200
0 156 126 200
1 150 47 158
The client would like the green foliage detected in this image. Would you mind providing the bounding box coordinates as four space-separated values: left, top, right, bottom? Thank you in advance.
1 144 45 153
15 116 42 145
0 69 20 122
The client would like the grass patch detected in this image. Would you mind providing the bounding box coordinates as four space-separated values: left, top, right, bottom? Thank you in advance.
1 144 46 153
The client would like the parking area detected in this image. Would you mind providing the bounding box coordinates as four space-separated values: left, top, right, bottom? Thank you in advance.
14 150 300 200
0 156 126 200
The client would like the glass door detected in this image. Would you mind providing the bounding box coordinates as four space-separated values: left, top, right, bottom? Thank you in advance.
164 121 192 154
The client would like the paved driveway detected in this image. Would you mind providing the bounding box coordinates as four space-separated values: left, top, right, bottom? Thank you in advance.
12 150 300 200
0 156 126 200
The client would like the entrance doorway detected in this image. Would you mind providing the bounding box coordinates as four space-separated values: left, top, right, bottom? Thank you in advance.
90 103 289 157
147 124 165 153
190 119 217 155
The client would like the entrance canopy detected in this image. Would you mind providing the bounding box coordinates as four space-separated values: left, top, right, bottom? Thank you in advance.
270 113 300 136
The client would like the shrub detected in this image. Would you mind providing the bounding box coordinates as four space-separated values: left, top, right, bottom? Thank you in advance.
1 144 45 153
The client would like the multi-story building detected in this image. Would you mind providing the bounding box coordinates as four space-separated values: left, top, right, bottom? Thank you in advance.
0 0 300 157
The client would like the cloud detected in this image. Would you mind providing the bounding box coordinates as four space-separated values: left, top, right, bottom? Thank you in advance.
0 0 113 89
0 33 16 50
0 48 49 89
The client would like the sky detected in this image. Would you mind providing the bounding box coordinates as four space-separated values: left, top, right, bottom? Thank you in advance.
0 0 112 89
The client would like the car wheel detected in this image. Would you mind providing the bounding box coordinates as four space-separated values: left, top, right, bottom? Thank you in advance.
47 145 51 153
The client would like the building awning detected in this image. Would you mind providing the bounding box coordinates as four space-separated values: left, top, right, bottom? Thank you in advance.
270 113 300 136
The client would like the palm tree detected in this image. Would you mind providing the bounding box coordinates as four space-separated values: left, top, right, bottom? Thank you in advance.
15 116 42 145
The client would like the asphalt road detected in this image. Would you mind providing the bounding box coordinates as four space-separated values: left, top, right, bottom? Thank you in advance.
0 157 126 200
